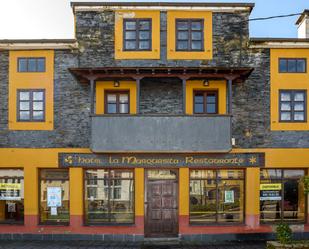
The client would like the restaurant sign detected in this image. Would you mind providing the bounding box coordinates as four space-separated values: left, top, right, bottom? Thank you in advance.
59 153 265 168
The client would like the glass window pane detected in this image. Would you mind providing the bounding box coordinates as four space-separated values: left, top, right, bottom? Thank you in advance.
177 41 188 50
260 169 282 179
284 170 304 178
147 170 177 180
191 31 202 40
18 59 27 72
107 104 117 114
125 21 136 30
125 41 136 50
19 92 30 101
33 91 44 101
19 102 30 111
294 112 305 121
177 31 189 40
0 169 24 224
280 92 291 101
194 103 204 113
28 58 36 72
194 95 204 103
191 41 202 50
125 31 136 40
177 21 188 30
19 111 30 120
279 59 287 72
218 170 244 179
33 102 43 111
119 94 128 103
139 41 150 50
37 58 45 72
280 103 291 111
287 59 297 72
297 59 306 73
119 104 128 113
281 112 291 121
190 170 216 179
191 21 202 30
207 95 216 103
107 94 116 103
139 21 150 30
139 31 150 40
294 103 304 111
33 111 44 120
294 92 304 101
206 104 216 114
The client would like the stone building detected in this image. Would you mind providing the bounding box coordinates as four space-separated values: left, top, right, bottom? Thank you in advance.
0 1 308 242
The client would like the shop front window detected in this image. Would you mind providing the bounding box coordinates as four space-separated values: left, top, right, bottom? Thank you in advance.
0 169 24 224
39 169 69 225
84 169 134 224
189 169 244 224
260 169 305 223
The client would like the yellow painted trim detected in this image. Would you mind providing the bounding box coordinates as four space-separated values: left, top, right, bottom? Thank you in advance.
135 168 144 216
96 81 137 114
167 11 212 60
186 80 227 114
270 49 309 130
179 168 189 216
69 168 83 216
115 10 160 60
24 167 38 215
8 50 54 130
246 168 260 215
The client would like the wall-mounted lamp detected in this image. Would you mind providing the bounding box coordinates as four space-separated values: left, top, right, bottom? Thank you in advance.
114 80 120 87
203 79 209 86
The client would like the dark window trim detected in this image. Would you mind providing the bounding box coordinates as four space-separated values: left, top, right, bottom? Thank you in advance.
83 168 135 226
175 18 204 52
104 90 130 114
17 57 46 73
189 169 245 225
260 168 307 225
17 89 46 122
279 89 307 123
278 58 307 73
38 169 70 226
193 90 218 114
123 18 152 51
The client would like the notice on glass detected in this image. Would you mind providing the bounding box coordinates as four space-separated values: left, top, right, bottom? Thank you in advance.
7 203 16 212
47 187 62 207
260 183 282 201
0 183 22 201
50 207 58 216
224 190 234 203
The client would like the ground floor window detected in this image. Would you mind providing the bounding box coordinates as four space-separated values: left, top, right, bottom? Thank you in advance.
0 169 24 224
84 169 134 224
39 169 69 225
189 169 244 224
260 169 305 223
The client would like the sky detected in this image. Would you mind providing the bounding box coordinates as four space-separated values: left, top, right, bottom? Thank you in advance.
0 0 308 40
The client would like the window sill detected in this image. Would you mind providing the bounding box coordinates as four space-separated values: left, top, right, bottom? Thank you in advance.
189 222 245 227
83 223 135 227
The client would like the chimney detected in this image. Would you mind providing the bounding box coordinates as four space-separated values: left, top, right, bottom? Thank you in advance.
296 10 309 38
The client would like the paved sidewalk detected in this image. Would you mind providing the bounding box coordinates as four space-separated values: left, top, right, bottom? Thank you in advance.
0 240 266 249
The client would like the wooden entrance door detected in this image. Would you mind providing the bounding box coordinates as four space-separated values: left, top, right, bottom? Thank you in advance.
145 170 178 238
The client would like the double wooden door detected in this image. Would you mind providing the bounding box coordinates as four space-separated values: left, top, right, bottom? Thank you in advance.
145 170 178 238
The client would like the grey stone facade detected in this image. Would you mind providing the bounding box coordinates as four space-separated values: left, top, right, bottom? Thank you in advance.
1 9 309 148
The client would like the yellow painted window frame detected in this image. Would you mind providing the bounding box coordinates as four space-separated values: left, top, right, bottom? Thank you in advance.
167 11 213 60
114 10 160 60
270 49 309 131
8 50 54 131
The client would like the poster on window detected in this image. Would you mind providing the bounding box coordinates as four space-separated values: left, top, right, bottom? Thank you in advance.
7 203 16 212
0 183 21 201
260 183 282 201
224 190 234 203
47 187 62 207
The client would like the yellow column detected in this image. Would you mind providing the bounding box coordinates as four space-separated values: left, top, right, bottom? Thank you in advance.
24 166 38 216
135 168 144 216
69 168 83 216
246 168 260 227
179 168 189 216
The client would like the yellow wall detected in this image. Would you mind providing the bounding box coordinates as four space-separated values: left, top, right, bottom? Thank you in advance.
95 81 137 114
186 80 227 115
167 11 212 60
271 49 309 130
8 50 54 130
114 10 160 60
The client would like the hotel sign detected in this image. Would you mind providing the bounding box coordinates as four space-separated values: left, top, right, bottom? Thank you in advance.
59 153 265 168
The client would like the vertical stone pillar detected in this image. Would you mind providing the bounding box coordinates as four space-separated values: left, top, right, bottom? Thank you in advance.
69 168 83 229
245 168 260 228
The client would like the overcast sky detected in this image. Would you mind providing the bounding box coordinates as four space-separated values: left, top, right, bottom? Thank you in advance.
0 0 308 40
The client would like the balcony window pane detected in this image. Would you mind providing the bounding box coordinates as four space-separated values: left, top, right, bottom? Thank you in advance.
194 95 204 104
18 59 27 72
280 103 291 111
191 21 202 30
119 94 128 103
280 112 291 121
125 21 136 30
107 94 117 103
294 92 304 101
294 103 304 111
177 21 188 30
125 31 136 40
297 59 306 72
19 111 30 120
191 32 202 40
19 92 30 101
33 102 43 111
294 112 305 121
177 41 188 50
19 102 30 111
139 41 150 50
139 21 150 30
194 104 204 113
280 92 291 101
37 58 45 72
287 60 296 72
139 31 150 40
28 58 37 72
33 91 44 101
33 111 44 120
177 31 189 40
279 59 287 72
191 41 202 50
206 103 216 114
107 104 117 114
119 103 128 114
207 95 216 104
125 41 136 50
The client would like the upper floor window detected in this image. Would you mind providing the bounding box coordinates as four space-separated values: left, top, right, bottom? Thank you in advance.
176 19 204 51
105 91 129 114
123 19 151 51
279 58 306 73
279 90 306 122
17 89 45 122
194 91 218 114
18 57 46 72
